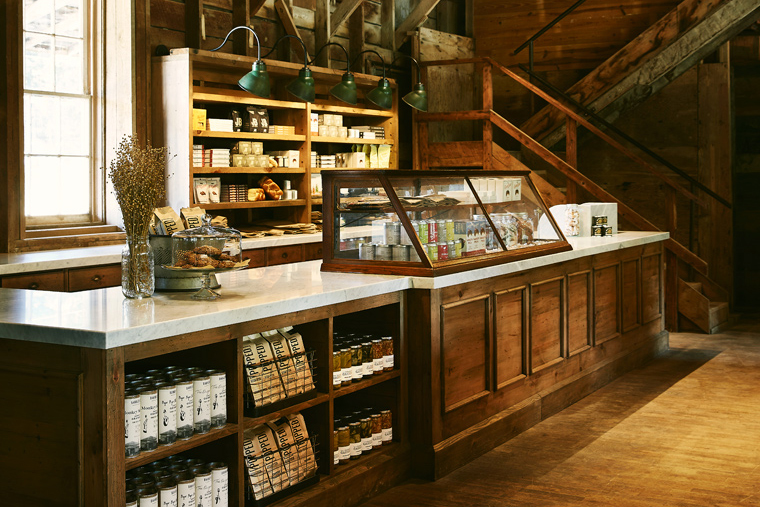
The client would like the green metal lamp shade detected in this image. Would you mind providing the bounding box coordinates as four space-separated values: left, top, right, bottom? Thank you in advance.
286 67 315 103
330 72 358 105
238 60 270 98
366 78 393 109
403 82 428 112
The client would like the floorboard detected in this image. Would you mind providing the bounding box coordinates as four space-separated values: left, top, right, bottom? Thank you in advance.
362 316 760 506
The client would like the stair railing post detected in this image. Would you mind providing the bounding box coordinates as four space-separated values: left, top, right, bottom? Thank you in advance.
482 61 493 170
529 41 535 116
565 116 578 204
665 186 678 331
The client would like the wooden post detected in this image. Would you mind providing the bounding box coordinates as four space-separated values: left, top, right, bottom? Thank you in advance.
482 62 493 171
231 0 251 56
315 0 330 68
381 0 395 51
565 117 578 203
665 248 679 331
666 186 677 235
185 0 202 49
348 4 365 70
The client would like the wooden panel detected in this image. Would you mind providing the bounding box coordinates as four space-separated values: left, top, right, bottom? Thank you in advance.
621 258 641 332
267 245 305 266
594 263 620 344
0 366 82 505
566 270 591 357
642 253 663 323
441 295 490 413
303 241 323 261
67 264 121 291
1 270 66 291
494 287 526 389
529 277 563 373
241 248 267 268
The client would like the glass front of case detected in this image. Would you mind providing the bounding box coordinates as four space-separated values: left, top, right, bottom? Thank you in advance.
323 170 570 275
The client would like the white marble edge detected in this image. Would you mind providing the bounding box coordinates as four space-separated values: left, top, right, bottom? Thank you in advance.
0 232 668 350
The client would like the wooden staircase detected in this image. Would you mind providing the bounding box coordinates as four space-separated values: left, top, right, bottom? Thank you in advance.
678 279 730 334
414 55 733 333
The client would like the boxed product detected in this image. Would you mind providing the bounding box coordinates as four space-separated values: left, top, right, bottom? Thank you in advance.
192 108 207 131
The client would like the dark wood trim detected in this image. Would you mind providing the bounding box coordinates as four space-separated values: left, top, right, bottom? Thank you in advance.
1 0 22 253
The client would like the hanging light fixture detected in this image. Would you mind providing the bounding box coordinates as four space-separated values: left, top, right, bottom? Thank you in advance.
310 42 357 105
210 26 270 98
390 54 428 112
261 34 315 102
351 49 392 110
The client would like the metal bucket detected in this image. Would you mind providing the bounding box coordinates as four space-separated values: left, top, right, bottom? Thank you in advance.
149 235 220 291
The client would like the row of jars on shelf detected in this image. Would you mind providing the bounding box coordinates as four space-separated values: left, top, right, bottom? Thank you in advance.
334 406 393 466
125 366 228 458
332 334 394 389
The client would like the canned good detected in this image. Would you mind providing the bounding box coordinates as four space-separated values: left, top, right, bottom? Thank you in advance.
208 369 227 428
392 244 410 261
157 479 177 507
210 462 229 507
191 373 211 434
438 241 449 261
358 243 376 260
445 219 455 242
448 240 457 259
174 377 194 439
376 244 393 261
125 388 141 458
426 242 438 261
418 220 429 244
139 386 158 452
384 222 401 245
155 381 177 445
193 466 213 507
427 220 438 243
175 472 195 507
436 220 447 241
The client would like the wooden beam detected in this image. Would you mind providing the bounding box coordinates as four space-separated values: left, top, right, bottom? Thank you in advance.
275 0 309 62
185 0 202 48
315 0 330 67
349 4 366 71
395 0 441 49
231 0 250 56
331 0 364 38
381 0 395 51
250 0 267 17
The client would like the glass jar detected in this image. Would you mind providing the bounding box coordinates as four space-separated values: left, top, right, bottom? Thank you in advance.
361 341 374 378
207 369 227 428
370 413 383 449
340 347 352 387
333 428 339 465
122 235 155 299
360 417 372 453
337 424 350 465
381 409 392 445
349 421 362 460
332 350 342 390
381 336 394 372
139 386 158 452
125 388 141 458
350 344 362 382
173 376 194 439
371 340 384 374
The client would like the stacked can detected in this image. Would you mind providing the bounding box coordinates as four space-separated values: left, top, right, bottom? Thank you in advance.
126 456 228 507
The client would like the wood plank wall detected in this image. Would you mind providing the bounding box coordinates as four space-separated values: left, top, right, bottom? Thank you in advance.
473 0 681 71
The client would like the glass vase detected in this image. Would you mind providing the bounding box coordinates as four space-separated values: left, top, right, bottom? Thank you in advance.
122 235 155 299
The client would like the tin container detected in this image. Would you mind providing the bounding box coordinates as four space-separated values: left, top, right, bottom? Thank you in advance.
175 472 195 507
392 244 410 262
174 377 194 439
139 386 158 452
436 220 447 241
426 242 438 262
210 462 229 507
194 467 213 507
125 388 141 458
358 243 376 260
384 222 401 245
375 244 393 261
427 220 438 243
208 369 227 428
418 220 429 244
438 241 449 261
448 240 457 259
445 219 455 242
157 480 177 507
191 373 211 434
155 381 177 445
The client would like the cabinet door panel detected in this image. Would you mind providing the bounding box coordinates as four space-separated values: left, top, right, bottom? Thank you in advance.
267 245 304 266
68 264 121 291
494 287 526 389
1 271 65 291
530 277 564 373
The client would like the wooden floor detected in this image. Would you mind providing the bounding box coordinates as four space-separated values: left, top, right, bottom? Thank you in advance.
363 317 760 506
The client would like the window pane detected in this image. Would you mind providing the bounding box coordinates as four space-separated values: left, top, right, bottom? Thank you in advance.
59 96 90 156
24 33 55 91
55 37 84 93
25 155 90 216
55 0 82 38
24 0 54 33
25 93 61 155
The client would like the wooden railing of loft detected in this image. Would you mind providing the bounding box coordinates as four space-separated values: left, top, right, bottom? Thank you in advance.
415 56 728 329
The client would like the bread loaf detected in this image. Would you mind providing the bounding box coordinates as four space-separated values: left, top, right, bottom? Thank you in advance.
247 188 266 202
258 176 283 201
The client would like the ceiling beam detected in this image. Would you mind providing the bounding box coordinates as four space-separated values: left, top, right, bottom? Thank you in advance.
275 0 309 62
250 0 267 17
331 0 364 37
395 0 441 49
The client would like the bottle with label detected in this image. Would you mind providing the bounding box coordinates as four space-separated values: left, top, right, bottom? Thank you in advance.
332 350 342 390
381 336 394 372
381 409 393 445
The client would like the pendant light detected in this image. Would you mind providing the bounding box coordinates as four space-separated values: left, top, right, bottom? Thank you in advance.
210 26 270 98
390 55 428 112
310 42 357 105
351 50 392 110
262 34 316 102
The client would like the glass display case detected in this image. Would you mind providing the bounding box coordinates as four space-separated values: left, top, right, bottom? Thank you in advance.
320 170 572 276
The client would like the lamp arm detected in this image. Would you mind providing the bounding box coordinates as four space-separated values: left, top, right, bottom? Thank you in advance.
308 42 351 72
260 34 310 66
209 26 262 61
390 54 421 84
350 49 387 79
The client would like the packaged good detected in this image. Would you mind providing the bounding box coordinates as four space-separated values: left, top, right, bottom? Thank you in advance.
377 145 391 168
280 327 315 393
243 428 274 500
192 108 207 130
180 207 205 229
262 331 299 398
242 338 285 406
267 418 299 485
286 413 316 478
154 206 185 235
206 177 221 203
194 178 210 205
243 106 261 132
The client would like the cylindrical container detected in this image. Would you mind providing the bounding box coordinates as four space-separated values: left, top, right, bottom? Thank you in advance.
375 244 393 261
157 479 178 507
174 377 194 440
156 382 177 446
418 221 429 244
445 219 454 242
332 350 342 390
350 344 363 382
139 386 158 452
349 421 362 460
125 388 141 458
360 417 373 453
358 242 375 260
337 424 350 465
438 241 449 261
381 409 393 444
447 240 457 259
384 222 400 245
361 341 374 378
370 413 383 449
340 347 352 387
427 220 438 243
126 488 138 507
382 336 394 372
455 239 463 258
208 370 227 428
436 220 447 242
193 467 213 507
392 244 409 262
191 373 211 434
372 339 384 374
174 472 195 507
209 462 229 507
136 481 158 507
426 242 438 262
333 428 339 465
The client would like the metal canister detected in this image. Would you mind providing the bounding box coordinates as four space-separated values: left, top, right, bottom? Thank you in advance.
358 242 376 260
436 220 447 241
392 244 410 261
125 388 141 458
193 466 213 507
427 220 438 243
447 240 457 259
191 372 211 434
210 462 229 507
445 219 455 242
139 385 158 452
375 244 393 261
384 222 401 245
418 220 429 244
174 376 194 439
426 242 438 261
438 241 449 261
155 381 177 445
157 479 177 507
207 369 227 428
174 472 195 507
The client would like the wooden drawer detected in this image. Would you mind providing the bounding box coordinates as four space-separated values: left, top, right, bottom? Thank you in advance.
1 271 66 291
241 249 267 268
267 245 304 266
303 242 323 261
68 264 121 291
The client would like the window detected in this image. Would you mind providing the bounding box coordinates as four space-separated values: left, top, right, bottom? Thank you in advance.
22 0 103 228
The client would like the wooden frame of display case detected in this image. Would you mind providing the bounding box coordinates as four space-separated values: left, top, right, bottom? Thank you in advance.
151 49 398 231
320 170 573 276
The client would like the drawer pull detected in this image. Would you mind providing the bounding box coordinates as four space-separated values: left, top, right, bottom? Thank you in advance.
282 253 288 259
92 275 101 282
29 283 39 290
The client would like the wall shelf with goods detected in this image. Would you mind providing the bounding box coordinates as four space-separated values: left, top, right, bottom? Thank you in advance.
115 293 406 507
152 49 399 233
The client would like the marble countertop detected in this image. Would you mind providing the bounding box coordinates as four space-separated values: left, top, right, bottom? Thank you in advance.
0 231 668 349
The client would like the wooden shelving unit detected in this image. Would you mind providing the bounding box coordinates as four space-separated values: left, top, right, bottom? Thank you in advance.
151 49 399 230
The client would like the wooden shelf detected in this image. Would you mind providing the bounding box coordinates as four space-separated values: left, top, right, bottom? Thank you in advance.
194 131 305 141
243 392 330 428
125 424 238 470
333 369 400 399
194 87 307 110
312 136 393 145
311 197 323 205
192 166 305 174
311 167 391 173
311 103 395 118
336 201 508 214
331 441 404 477
203 199 306 210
